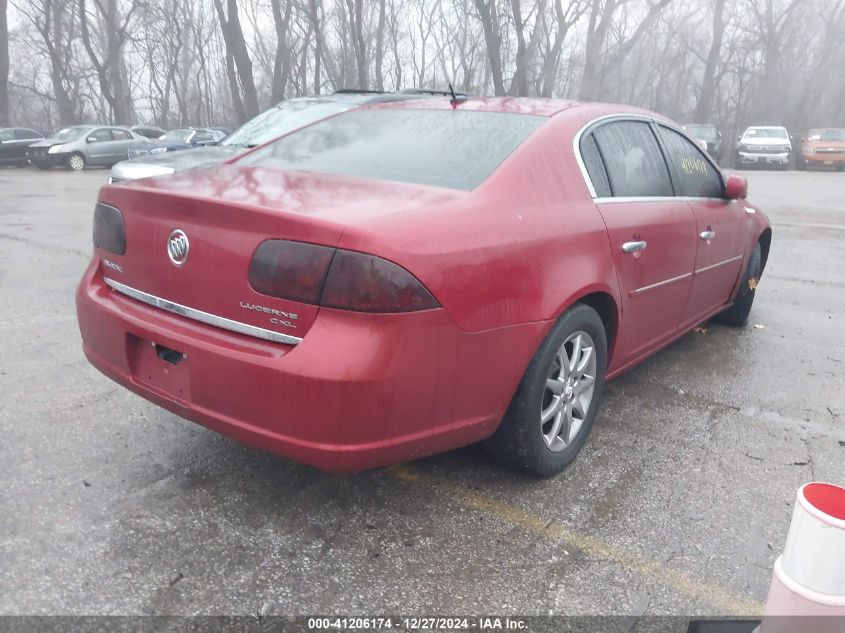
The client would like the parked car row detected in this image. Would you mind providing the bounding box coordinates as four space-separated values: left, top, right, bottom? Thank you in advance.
127 128 227 160
680 122 845 171
0 123 231 171
108 89 465 182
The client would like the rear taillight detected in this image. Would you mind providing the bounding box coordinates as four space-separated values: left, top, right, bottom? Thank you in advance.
320 249 439 312
93 203 126 255
249 240 334 304
248 240 439 313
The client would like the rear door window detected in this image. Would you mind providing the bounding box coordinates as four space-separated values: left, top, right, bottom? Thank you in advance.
579 133 611 198
15 129 41 140
89 129 113 142
111 129 131 141
593 121 673 197
237 109 546 190
657 126 724 198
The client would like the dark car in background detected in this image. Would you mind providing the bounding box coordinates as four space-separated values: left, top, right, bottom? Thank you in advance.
28 125 145 171
797 128 845 171
682 123 722 162
0 128 45 167
126 127 226 160
110 90 432 183
131 125 166 140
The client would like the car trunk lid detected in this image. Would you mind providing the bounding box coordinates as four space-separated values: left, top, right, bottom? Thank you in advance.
95 165 463 342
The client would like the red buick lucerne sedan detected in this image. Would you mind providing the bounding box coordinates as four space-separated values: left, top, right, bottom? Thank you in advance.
76 98 771 477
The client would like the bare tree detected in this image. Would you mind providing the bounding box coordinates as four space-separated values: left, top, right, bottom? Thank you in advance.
0 0 8 125
3 0 845 136
539 0 587 97
78 0 139 124
746 0 804 122
270 0 293 102
212 0 259 122
579 0 672 100
472 0 505 95
693 0 725 122
14 0 80 124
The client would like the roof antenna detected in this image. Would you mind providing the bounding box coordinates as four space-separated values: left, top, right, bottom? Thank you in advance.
448 82 465 108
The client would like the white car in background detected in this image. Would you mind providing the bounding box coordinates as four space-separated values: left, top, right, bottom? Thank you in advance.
734 125 792 170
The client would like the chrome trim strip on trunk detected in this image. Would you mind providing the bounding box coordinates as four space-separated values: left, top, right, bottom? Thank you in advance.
694 254 743 275
103 277 303 346
631 272 692 295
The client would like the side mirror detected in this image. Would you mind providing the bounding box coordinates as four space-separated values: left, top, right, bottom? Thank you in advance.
724 174 748 200
86 136 97 143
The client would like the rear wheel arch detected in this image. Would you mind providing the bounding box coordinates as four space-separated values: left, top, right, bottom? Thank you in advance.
551 289 618 368
573 291 618 363
757 228 772 274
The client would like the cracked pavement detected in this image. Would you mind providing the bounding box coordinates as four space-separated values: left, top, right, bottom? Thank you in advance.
1 166 843 616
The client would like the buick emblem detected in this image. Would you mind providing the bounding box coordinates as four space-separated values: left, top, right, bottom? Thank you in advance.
167 229 190 266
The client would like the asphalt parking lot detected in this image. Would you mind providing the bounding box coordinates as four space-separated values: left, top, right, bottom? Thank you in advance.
1 165 843 617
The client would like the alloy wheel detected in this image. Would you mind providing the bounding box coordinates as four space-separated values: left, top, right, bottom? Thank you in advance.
540 330 597 452
68 155 84 171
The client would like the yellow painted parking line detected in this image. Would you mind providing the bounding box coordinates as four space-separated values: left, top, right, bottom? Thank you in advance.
388 464 764 616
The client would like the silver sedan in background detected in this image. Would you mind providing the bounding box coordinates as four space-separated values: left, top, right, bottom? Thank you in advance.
27 125 146 171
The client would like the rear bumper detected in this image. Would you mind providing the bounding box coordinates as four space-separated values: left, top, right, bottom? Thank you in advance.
76 261 546 471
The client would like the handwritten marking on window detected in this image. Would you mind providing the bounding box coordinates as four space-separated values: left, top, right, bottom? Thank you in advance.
681 156 709 176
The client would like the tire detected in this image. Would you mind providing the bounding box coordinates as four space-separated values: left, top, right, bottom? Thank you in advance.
67 153 86 171
485 303 607 478
712 242 762 327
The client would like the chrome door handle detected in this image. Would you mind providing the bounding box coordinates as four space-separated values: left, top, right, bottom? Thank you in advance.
699 230 716 240
621 240 648 253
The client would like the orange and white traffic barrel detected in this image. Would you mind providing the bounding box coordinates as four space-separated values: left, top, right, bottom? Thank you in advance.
759 482 845 633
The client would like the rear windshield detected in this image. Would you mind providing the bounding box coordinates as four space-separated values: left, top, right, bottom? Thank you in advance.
236 109 546 190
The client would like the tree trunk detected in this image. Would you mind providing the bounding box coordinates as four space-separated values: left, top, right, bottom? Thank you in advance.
694 0 725 123
0 0 8 126
472 0 505 96
43 0 77 125
344 0 368 89
578 0 614 101
270 0 293 103
307 0 323 94
212 0 259 121
374 0 386 91
78 0 134 124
